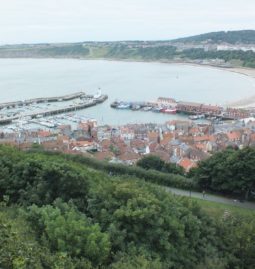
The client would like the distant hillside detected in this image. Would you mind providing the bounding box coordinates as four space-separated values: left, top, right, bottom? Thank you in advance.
173 30 255 44
0 30 255 68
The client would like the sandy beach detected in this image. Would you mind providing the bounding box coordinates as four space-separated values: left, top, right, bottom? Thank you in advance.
220 67 255 108
171 62 255 108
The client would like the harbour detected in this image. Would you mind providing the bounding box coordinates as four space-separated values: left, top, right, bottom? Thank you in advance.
0 91 108 125
110 97 254 121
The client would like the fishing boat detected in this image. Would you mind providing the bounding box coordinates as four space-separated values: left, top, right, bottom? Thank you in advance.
117 103 130 109
131 104 141 110
189 114 205 120
152 107 162 113
142 106 152 111
161 108 177 114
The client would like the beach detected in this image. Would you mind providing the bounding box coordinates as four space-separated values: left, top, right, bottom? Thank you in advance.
221 67 255 108
170 62 255 108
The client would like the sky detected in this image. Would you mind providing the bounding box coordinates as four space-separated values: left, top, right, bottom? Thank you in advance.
0 0 255 44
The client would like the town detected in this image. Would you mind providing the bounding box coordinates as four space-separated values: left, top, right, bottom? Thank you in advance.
1 109 254 172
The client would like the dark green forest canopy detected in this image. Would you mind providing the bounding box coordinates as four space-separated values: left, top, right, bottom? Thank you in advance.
0 145 255 268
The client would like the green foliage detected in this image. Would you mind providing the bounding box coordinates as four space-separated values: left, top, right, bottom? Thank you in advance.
173 30 255 44
181 48 255 68
0 148 90 209
87 178 218 268
0 209 45 269
38 44 90 57
1 145 255 268
26 200 110 266
110 254 164 269
50 151 193 190
213 212 255 269
103 42 255 67
137 155 184 175
137 155 165 170
191 147 255 199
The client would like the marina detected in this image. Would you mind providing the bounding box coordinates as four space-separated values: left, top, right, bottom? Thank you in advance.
0 91 108 125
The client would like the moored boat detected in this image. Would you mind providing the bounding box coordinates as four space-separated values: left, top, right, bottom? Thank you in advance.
117 103 130 109
189 114 205 120
161 108 177 114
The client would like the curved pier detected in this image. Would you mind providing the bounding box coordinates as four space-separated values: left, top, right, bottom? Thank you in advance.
0 92 86 109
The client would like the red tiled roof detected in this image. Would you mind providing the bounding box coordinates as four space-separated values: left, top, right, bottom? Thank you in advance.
226 131 241 141
194 135 214 143
38 130 52 137
178 158 197 171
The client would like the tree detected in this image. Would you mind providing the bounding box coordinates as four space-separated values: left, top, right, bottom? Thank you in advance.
87 178 216 268
137 155 184 175
137 155 165 171
192 147 255 199
26 200 110 266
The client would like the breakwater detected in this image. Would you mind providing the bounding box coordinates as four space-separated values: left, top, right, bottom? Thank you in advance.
0 92 86 109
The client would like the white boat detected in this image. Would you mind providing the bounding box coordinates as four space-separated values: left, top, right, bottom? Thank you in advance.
189 114 205 120
142 106 152 111
117 103 130 109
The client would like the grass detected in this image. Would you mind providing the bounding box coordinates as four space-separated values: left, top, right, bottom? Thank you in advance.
193 197 255 218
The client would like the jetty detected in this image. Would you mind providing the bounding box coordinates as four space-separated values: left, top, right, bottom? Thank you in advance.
0 93 108 125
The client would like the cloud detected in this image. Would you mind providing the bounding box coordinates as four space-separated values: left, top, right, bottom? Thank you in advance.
0 0 254 44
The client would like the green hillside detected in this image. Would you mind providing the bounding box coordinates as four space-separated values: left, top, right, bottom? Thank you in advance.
173 30 255 44
1 145 255 268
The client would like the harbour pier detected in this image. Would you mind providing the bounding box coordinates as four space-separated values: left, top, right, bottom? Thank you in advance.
0 92 86 109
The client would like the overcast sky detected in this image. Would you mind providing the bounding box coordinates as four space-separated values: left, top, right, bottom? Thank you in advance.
0 0 255 44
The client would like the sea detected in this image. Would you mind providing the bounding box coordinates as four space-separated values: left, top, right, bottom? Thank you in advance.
0 58 255 125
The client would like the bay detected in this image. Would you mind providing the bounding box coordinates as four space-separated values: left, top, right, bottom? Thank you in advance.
0 58 254 125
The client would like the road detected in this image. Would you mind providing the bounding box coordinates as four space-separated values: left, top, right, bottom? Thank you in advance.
164 187 255 210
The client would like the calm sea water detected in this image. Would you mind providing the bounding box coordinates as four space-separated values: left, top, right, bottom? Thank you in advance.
0 59 254 125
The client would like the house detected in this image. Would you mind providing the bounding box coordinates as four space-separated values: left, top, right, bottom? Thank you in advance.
151 150 170 162
148 131 160 143
94 151 115 161
226 131 242 143
131 139 149 154
57 125 72 136
71 141 99 152
178 158 197 172
120 127 135 140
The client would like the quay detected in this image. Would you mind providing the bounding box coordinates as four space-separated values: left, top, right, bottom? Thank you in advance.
110 97 253 121
0 92 86 109
0 94 108 125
